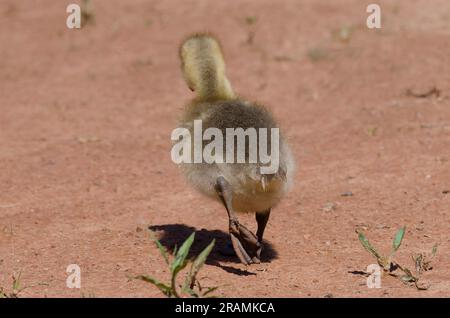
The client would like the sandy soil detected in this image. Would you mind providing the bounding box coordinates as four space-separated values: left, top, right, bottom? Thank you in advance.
0 0 449 297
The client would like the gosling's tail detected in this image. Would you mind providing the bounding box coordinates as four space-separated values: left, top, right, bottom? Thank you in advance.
179 33 235 101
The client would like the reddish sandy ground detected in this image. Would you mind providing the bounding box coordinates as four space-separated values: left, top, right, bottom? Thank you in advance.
1 0 449 297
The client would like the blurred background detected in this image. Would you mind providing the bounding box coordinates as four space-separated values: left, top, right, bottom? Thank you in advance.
0 0 449 297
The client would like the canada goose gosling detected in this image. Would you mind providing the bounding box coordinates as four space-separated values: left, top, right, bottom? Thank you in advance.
176 33 294 265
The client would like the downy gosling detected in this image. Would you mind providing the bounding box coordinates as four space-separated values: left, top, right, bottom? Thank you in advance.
174 33 294 265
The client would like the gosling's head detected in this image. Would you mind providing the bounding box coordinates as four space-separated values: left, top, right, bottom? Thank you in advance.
179 33 234 100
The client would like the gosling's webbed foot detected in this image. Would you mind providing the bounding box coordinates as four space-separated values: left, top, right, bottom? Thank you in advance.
215 176 261 265
229 219 261 265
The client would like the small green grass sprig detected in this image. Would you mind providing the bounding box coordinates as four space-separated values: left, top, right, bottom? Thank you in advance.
0 272 22 298
133 232 217 298
357 226 437 290
0 272 48 298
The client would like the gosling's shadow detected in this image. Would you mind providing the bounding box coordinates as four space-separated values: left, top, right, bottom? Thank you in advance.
148 224 278 276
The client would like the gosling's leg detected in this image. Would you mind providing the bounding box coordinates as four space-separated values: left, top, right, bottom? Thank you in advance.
215 176 259 265
255 209 271 261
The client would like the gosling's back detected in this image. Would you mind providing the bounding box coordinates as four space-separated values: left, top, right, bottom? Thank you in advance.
179 99 294 212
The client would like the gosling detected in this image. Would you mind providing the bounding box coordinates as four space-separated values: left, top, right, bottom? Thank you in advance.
175 33 294 265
